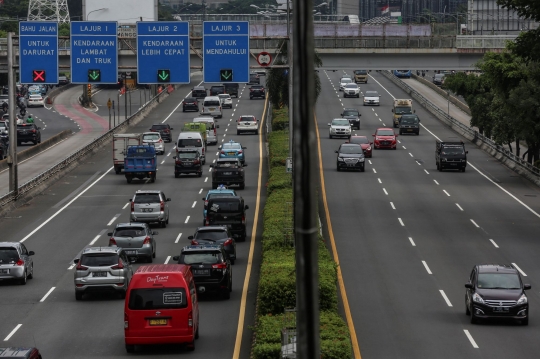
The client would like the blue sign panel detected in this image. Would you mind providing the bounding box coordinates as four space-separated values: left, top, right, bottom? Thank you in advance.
137 22 190 84
203 21 249 83
19 21 58 85
70 21 118 84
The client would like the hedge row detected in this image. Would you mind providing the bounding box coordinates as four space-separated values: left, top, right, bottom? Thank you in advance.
251 108 352 358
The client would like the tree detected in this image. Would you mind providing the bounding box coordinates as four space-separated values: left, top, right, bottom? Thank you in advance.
498 0 540 61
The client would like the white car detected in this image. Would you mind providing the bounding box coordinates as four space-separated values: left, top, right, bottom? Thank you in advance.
236 115 258 135
339 77 353 91
27 94 44 107
343 83 360 98
328 118 351 139
363 91 381 106
142 132 165 155
218 93 233 109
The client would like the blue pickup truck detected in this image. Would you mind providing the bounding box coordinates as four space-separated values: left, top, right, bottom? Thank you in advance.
124 145 157 183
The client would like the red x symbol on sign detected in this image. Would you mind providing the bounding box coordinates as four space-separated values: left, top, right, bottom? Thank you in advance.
32 70 45 82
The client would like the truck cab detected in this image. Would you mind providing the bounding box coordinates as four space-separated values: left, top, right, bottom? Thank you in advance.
123 145 157 183
436 140 468 172
392 99 414 127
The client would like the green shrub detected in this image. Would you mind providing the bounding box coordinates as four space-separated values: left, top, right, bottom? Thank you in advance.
267 166 291 194
268 131 289 168
272 107 289 131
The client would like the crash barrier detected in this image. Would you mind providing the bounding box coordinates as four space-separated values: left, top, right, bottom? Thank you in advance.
0 129 72 172
44 83 77 106
0 85 176 216
381 70 540 186
410 73 472 116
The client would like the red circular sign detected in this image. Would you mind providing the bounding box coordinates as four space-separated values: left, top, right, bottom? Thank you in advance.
257 52 272 67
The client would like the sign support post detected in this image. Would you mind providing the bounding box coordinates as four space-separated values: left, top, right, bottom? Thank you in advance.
7 32 17 197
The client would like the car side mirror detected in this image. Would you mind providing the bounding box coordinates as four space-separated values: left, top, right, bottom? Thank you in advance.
340 113 343 116
242 146 247 149
172 156 176 159
465 283 473 289
167 198 171 202
217 125 220 128
524 284 531 290
188 235 194 240
152 231 159 235
170 127 173 130
209 164 214 168
335 150 338 153
73 258 79 264
172 256 179 261
413 110 416 113
395 134 398 137
371 134 375 137
28 251 35 256
38 127 41 130
370 142 373 144
245 205 249 210
391 109 394 113
218 145 222 150
129 199 132 202
107 232 113 236
327 123 331 126
465 151 469 154
243 163 247 167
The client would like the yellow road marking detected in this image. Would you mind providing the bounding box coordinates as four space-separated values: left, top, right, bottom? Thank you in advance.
232 95 268 358
314 114 362 359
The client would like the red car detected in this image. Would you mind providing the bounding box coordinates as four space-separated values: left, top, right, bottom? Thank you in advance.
348 136 372 157
372 128 398 150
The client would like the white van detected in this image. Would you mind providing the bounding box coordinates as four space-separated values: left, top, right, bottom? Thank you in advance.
201 96 223 119
177 132 206 164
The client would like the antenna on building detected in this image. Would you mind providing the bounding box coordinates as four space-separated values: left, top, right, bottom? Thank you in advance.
27 0 71 23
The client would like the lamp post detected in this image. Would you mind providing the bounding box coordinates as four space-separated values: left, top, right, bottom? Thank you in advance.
86 8 108 20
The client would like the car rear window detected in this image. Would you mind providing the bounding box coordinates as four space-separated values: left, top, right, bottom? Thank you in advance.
204 100 220 107
114 227 146 237
184 97 197 102
17 124 34 129
0 247 19 263
143 133 160 141
194 230 228 240
151 125 168 130
178 151 198 159
342 110 359 117
239 116 254 122
178 139 202 147
377 130 395 136
208 199 241 213
128 288 188 310
81 253 118 267
350 136 369 144
134 193 161 203
181 251 222 264
222 143 241 149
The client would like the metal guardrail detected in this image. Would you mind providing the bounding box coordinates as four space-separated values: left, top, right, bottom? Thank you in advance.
380 70 540 178
0 86 171 209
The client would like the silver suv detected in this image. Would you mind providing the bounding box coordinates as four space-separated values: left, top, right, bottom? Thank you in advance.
129 190 171 227
73 247 133 300
0 242 35 285
108 223 157 263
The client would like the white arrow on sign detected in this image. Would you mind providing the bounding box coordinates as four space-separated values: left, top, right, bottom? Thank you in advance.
257 52 272 67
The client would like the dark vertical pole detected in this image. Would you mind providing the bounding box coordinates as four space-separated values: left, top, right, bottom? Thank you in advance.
7 32 17 196
292 0 320 357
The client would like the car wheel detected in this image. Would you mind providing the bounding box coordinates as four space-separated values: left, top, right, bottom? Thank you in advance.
329 134 333 139
465 300 470 316
126 177 132 183
182 109 185 112
147 256 153 263
522 316 529 326
33 141 38 145
399 130 403 135
125 344 135 353
75 291 83 301
393 147 397 150
337 165 340 172
166 216 169 224
115 168 121 175
360 165 365 172
19 270 27 285
120 290 126 299
223 287 231 300
470 309 478 324
161 221 166 228
212 182 218 189
150 175 155 183
230 259 235 265
462 167 466 172
17 141 21 146
438 163 442 172
195 325 199 339
27 264 33 279
174 173 179 178
237 130 240 135
153 247 156 258
198 172 202 177
239 183 245 190
255 130 259 135
187 341 195 351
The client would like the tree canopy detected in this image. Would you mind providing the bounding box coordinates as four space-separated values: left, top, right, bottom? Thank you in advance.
498 0 540 61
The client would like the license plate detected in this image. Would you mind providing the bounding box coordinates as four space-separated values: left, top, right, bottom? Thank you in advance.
0 269 9 274
407 129 413 132
149 319 168 326
193 269 209 275
142 208 153 212
228 152 235 155
92 272 107 277
494 307 509 312
209 107 215 111
223 172 232 175
125 250 136 255
450 163 457 166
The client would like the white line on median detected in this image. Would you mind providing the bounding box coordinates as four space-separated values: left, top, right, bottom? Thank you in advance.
161 160 165 164
3 324 22 341
409 152 413 157
368 160 372 165
463 330 479 348
439 290 453 306
512 263 527 276
422 261 432 274
373 168 377 173
408 237 416 246
424 169 429 174
402 146 406 149
378 178 382 184
175 233 183 243
122 202 130 209
199 188 203 194
470 219 480 228
40 287 56 302
489 239 499 248
205 177 208 182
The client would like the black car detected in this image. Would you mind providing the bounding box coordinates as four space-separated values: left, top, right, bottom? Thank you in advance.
189 226 236 264
16 123 41 145
149 123 173 142
432 73 445 86
341 108 361 130
336 143 365 172
191 86 207 98
249 73 260 84
466 264 531 325
398 114 420 135
182 97 199 112
174 244 232 299
210 158 246 189
249 85 265 99
173 148 203 178
0 132 8 160
210 85 225 96
205 195 249 241
224 83 239 98
436 140 468 172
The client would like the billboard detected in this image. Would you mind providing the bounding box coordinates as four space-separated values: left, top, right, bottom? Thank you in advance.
83 0 158 23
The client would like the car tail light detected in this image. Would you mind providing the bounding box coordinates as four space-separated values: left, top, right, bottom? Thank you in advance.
130 201 134 212
224 239 233 247
204 199 208 207
164 129 170 133
191 240 199 245
15 259 24 266
158 139 163 143
160 201 165 211
238 150 243 154
124 313 129 329
188 311 193 327
193 159 200 164
212 263 227 270
213 128 217 136
32 129 36 133
111 259 124 269
250 88 253 92
143 236 151 245
220 151 225 154
205 216 209 225
109 237 117 246
76 261 88 271
241 214 246 225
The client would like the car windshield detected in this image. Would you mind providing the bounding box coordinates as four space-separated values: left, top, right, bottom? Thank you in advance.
128 288 188 310
239 116 255 122
395 107 412 114
332 119 349 126
377 130 395 136
441 147 465 155
435 74 445 79
134 193 160 203
194 230 228 240
143 134 160 141
350 136 369 144
354 70 367 75
114 227 146 237
0 247 19 263
80 254 118 267
345 84 358 89
340 146 363 154
401 117 419 124
342 110 359 117
216 161 239 168
365 91 379 97
182 252 221 264
340 78 352 84
178 139 201 147
477 273 521 289
178 152 198 159
223 143 241 150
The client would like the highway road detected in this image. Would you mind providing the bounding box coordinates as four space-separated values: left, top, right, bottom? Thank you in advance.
317 70 540 358
0 81 266 358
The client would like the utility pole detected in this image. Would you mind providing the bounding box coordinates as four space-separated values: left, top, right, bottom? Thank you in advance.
287 0 293 158
7 32 18 197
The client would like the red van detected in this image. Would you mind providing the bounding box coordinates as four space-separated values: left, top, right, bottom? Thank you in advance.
124 264 199 353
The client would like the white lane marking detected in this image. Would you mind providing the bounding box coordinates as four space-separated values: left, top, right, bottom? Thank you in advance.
470 219 480 228
443 190 451 196
4 324 22 341
439 290 453 307
416 160 422 165
408 237 416 246
382 123 386 126
175 233 183 244
107 214 120 226
409 152 413 157
160 160 165 164
422 260 432 274
20 167 114 242
398 218 404 226
185 216 190 224
489 239 499 248
216 152 219 155
205 177 208 182
122 202 130 209
89 235 101 245
390 202 395 209
40 287 56 302
456 203 464 211
378 178 382 184
403 146 407 149
213 159 216 163
368 160 372 165
209 167 212 172
433 180 439 185
223 134 226 137
68 263 76 270
424 169 429 174
225 128 228 132
383 188 388 195
192 201 197 208
464 330 479 348
167 152 172 157
379 118 382 121
199 188 203 194
164 256 171 264
512 263 527 276
397 139 401 143
373 168 377 173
